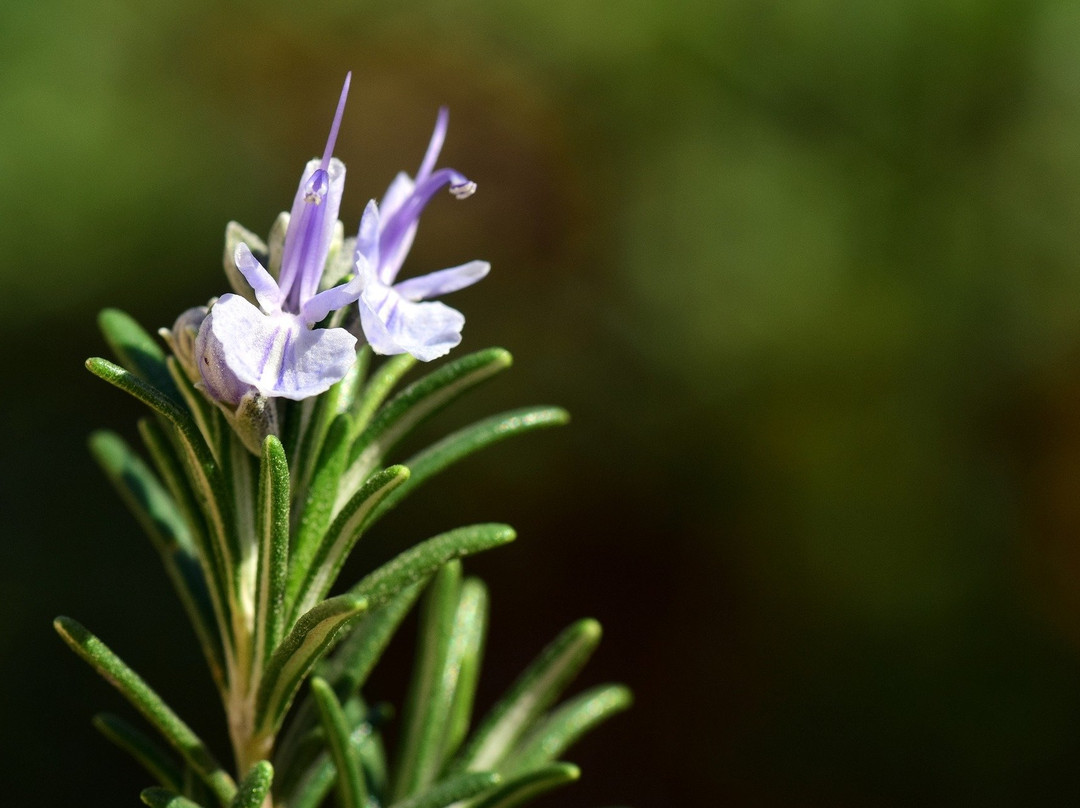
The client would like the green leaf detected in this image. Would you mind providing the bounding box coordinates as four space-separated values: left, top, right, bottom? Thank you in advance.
134 420 225 689
256 595 369 736
141 788 207 808
338 348 512 508
348 524 516 612
87 358 236 627
388 771 501 808
230 761 274 808
283 719 376 808
86 358 210 466
288 465 410 623
392 563 463 801
276 583 425 782
311 677 368 808
321 580 426 697
253 436 290 674
289 412 352 585
371 406 568 525
506 685 633 773
136 419 208 554
469 763 579 808
335 346 370 415
451 619 602 772
98 308 182 405
289 372 349 514
53 617 235 805
444 578 489 761
93 713 183 792
166 356 225 462
349 352 416 436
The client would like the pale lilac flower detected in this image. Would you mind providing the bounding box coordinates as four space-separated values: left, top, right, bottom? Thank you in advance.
355 109 489 362
197 74 365 402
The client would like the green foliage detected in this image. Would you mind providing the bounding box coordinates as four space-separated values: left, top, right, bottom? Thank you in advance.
59 310 627 807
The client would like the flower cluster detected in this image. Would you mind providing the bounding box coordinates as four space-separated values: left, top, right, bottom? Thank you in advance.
168 73 487 447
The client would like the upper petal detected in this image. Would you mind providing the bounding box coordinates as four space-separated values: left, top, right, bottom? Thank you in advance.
277 157 347 312
392 260 490 302
234 244 284 313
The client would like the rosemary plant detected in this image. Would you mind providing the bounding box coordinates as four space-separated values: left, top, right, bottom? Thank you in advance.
56 75 629 808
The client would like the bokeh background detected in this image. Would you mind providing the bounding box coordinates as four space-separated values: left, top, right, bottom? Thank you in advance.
8 0 1080 804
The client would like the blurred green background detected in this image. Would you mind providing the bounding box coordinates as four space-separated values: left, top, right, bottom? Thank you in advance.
8 0 1080 804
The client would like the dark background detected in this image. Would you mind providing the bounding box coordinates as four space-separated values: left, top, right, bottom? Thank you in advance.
7 1 1080 804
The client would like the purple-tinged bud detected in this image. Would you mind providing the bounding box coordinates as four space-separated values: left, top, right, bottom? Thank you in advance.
160 304 210 385
194 307 256 408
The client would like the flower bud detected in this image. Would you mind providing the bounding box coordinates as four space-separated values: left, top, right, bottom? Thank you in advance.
160 304 210 385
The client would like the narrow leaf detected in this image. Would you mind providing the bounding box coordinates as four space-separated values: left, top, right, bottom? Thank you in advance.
507 685 633 773
98 308 182 404
444 578 489 760
311 677 368 808
348 524 515 612
231 761 274 808
388 771 500 808
89 430 223 685
141 788 207 808
276 584 425 781
290 412 352 575
87 358 236 616
86 358 211 467
392 563 462 801
137 418 208 555
470 763 579 808
256 595 369 735
452 619 602 772
335 346 370 415
337 348 511 510
349 352 416 435
288 464 410 622
93 713 182 792
284 719 376 808
253 436 290 673
166 356 224 462
373 407 568 524
54 617 236 805
321 580 426 696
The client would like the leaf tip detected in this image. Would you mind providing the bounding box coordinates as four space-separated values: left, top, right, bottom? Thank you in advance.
577 618 603 643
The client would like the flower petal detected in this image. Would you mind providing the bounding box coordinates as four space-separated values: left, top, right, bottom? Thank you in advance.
235 244 284 313
358 282 466 362
300 256 367 325
278 158 347 312
392 260 490 302
356 200 381 268
207 294 357 400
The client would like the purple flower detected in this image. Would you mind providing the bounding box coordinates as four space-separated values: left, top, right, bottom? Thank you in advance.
198 73 365 402
355 109 489 362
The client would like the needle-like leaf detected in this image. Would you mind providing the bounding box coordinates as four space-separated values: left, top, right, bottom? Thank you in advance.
98 308 182 405
230 761 274 808
93 713 183 792
450 619 603 772
311 677 368 808
53 617 236 805
253 435 290 675
337 348 511 511
256 595 369 736
470 763 579 808
506 686 633 773
348 525 515 612
387 771 501 808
